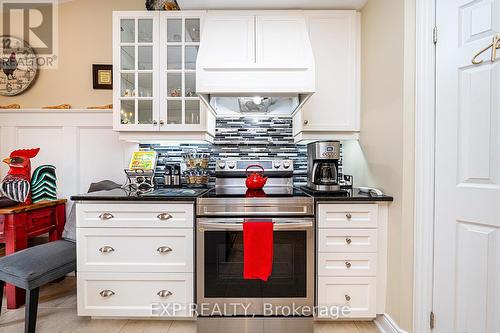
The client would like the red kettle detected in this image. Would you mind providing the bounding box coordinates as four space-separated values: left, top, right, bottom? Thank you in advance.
245 164 268 190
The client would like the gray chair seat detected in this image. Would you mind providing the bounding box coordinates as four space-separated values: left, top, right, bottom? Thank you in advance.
0 240 76 290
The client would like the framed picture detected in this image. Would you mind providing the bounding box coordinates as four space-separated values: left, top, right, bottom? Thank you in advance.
92 64 113 90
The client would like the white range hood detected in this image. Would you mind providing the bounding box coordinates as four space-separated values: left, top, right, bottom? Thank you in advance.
196 11 316 115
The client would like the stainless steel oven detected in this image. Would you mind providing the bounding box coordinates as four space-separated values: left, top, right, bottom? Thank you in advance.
196 217 314 316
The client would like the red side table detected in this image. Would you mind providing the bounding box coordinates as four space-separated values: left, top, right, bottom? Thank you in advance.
0 199 66 309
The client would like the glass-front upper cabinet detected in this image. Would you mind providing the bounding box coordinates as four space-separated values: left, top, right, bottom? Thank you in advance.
159 12 205 130
113 12 159 131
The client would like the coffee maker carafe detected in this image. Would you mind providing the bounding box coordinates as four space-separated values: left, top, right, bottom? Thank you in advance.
307 141 341 191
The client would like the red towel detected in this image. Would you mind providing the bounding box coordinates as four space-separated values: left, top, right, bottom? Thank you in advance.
243 221 274 281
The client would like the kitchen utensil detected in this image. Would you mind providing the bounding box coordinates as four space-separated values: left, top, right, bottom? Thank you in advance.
245 165 268 190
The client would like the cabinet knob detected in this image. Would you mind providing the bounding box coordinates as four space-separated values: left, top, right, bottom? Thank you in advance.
153 120 158 125
157 246 173 254
157 213 173 221
346 213 352 220
159 120 165 125
345 294 351 302
99 290 115 298
99 212 114 220
157 290 173 298
345 261 352 268
303 120 309 125
99 246 115 253
345 237 352 245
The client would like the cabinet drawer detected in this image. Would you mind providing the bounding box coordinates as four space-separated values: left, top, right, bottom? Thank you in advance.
318 253 377 276
77 272 193 317
77 228 193 272
76 203 193 228
317 277 376 319
27 208 55 233
318 229 378 253
318 204 378 228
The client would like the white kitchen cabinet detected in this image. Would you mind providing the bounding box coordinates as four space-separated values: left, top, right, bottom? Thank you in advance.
76 202 195 319
196 11 315 95
316 203 388 320
198 13 255 68
78 272 193 318
77 228 194 273
293 11 360 142
255 14 311 67
112 11 215 142
113 11 159 132
317 276 377 318
200 11 310 69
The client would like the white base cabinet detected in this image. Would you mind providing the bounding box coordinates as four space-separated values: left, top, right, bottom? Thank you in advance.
76 202 195 318
78 272 193 318
316 203 388 319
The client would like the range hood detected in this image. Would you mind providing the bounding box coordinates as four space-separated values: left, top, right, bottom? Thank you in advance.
196 12 316 116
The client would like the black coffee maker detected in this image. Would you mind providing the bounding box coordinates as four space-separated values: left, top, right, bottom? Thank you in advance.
307 141 341 191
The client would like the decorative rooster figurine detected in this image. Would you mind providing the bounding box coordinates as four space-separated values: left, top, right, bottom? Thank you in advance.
1 148 40 205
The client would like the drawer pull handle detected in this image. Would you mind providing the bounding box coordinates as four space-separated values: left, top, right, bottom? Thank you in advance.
99 290 115 297
157 290 173 298
157 213 173 221
99 212 114 220
345 261 352 268
346 213 352 220
345 238 352 244
99 246 115 253
345 294 351 302
157 246 173 253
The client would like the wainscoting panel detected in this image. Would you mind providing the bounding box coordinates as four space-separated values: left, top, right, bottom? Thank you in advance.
0 110 136 207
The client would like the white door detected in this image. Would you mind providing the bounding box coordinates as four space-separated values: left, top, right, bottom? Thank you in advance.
434 0 500 332
255 14 309 67
197 13 255 68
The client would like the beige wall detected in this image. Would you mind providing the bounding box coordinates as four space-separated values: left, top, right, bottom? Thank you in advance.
0 0 144 108
2 0 416 329
343 0 415 331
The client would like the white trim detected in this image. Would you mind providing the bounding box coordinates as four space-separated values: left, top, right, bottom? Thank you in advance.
0 108 112 114
375 314 409 333
413 0 436 332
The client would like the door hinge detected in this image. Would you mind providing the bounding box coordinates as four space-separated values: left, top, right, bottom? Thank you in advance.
430 311 435 330
433 26 438 44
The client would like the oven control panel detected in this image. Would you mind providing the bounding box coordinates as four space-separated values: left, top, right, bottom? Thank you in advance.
216 159 294 172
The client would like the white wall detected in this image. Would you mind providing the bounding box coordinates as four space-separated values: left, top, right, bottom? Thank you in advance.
0 110 137 204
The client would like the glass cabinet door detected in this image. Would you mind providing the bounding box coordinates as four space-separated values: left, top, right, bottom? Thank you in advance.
116 14 158 130
160 14 202 129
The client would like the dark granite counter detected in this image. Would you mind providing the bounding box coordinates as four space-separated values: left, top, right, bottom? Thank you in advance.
299 187 393 202
71 187 393 203
70 188 210 202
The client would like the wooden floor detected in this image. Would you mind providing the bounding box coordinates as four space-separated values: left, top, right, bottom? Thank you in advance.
0 277 380 333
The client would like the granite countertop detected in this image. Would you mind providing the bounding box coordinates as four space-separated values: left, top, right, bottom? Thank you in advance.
70 187 393 202
70 188 209 202
305 188 393 202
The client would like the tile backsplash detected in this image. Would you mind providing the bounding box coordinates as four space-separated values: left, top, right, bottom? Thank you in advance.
141 116 342 185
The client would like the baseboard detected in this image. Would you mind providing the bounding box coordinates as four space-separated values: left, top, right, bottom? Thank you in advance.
374 314 408 333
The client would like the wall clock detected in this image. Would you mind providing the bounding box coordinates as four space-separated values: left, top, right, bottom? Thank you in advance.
0 36 38 96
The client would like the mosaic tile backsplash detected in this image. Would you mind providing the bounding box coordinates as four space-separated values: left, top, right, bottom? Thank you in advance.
141 117 342 185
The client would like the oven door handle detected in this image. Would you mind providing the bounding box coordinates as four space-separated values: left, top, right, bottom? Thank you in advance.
197 221 312 231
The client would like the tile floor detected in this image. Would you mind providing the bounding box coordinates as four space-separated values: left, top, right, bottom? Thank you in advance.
0 277 380 333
